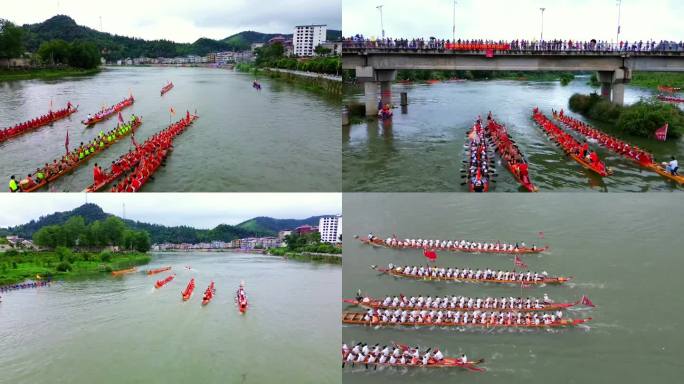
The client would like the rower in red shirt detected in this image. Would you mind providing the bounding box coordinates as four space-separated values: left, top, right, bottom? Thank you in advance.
581 142 589 158
93 163 103 183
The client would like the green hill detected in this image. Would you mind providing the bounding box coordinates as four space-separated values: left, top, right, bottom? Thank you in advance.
17 15 341 61
0 203 324 244
236 216 325 235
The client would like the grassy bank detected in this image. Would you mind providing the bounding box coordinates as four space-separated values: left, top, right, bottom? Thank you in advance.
235 63 342 95
631 72 684 90
267 248 342 264
0 250 150 285
0 67 101 81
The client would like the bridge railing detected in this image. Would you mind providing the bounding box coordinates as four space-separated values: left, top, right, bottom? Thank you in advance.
342 39 684 56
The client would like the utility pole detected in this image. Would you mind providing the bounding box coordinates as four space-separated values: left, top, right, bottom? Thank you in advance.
616 0 622 46
376 5 385 39
539 7 546 41
99 16 102 31
452 0 457 43
122 203 126 220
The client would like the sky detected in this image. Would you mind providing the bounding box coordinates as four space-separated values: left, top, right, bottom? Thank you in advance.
343 0 684 42
0 193 341 229
3 0 341 43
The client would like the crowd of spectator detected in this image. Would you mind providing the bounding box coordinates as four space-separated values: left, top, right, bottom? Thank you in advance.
344 35 684 53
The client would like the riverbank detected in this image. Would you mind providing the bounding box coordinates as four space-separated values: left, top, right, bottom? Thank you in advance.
0 250 151 285
235 63 342 95
0 67 101 82
267 248 342 264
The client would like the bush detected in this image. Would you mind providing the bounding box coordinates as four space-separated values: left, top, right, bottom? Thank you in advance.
55 246 73 261
99 251 113 262
56 261 72 272
5 249 19 257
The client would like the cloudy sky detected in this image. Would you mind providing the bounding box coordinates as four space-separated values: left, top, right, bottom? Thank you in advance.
0 193 341 229
4 0 341 43
343 0 683 42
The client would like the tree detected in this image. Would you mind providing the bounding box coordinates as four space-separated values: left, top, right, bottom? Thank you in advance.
133 231 151 253
100 216 126 246
63 216 86 247
0 20 24 60
67 41 100 69
37 39 71 65
314 45 332 56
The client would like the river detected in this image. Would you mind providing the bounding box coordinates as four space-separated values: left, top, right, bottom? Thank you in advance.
0 252 341 383
342 193 684 383
343 78 683 192
0 67 340 192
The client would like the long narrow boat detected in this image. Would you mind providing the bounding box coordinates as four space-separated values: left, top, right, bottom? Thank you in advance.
1 104 78 143
357 236 546 254
343 343 485 371
84 114 198 192
532 109 611 177
146 266 171 276
201 281 215 306
553 112 684 184
485 116 538 191
111 267 137 276
236 283 248 313
657 95 684 103
342 311 590 329
464 120 491 192
21 117 142 192
373 265 570 285
657 85 681 93
160 82 174 96
82 96 135 126
181 278 195 301
343 295 575 312
154 274 175 288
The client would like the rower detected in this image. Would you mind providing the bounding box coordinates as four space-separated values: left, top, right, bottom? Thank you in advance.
8 175 18 192
461 354 468 364
666 156 678 175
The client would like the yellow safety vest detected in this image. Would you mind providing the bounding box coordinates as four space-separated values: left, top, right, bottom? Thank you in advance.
9 179 18 192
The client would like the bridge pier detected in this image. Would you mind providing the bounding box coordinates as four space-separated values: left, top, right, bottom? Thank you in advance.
597 69 631 105
355 66 397 116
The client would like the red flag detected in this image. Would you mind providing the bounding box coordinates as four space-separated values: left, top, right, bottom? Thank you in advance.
655 123 668 141
538 231 545 239
485 49 494 58
65 129 69 154
423 249 437 261
514 255 527 269
577 295 595 307
118 111 124 123
131 132 139 149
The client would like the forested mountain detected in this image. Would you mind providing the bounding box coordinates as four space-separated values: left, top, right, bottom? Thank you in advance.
17 15 341 60
0 204 326 244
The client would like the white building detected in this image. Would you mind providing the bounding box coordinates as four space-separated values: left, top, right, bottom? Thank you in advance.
293 24 327 57
319 215 342 244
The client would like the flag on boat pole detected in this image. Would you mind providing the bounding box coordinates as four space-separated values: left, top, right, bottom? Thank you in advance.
423 249 437 261
131 132 139 149
655 123 668 141
65 128 69 155
514 255 527 269
576 295 595 307
118 111 124 123
49 98 53 111
169 107 175 124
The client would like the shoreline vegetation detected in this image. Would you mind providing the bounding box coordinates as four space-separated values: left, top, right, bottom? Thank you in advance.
266 231 342 264
0 67 101 82
1 215 153 285
0 249 150 286
568 93 683 138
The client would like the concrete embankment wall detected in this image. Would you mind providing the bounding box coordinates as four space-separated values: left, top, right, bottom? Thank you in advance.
264 68 342 95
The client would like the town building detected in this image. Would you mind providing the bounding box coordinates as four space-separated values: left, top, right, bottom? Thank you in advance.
319 215 342 243
293 24 327 57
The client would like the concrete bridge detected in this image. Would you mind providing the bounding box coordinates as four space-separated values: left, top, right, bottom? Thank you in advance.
343 48 684 114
